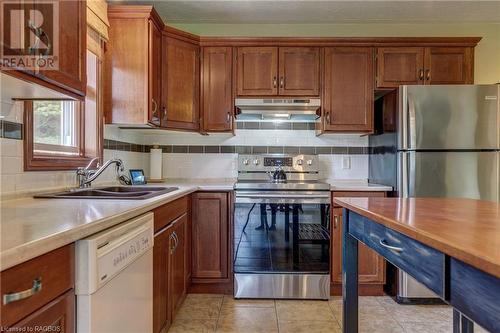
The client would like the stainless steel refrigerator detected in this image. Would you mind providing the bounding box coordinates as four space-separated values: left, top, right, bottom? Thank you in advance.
369 84 499 302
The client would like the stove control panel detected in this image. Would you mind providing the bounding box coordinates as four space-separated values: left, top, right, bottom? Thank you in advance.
237 154 319 173
264 157 293 167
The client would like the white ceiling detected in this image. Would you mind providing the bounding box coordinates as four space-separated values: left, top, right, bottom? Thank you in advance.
112 0 500 24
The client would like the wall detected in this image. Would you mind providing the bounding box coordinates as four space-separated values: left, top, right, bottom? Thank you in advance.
170 22 500 84
0 101 147 198
104 125 369 181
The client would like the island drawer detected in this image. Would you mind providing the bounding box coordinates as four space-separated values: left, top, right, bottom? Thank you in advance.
1 244 74 327
348 211 445 297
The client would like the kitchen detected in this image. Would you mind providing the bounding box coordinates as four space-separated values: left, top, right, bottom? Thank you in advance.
0 1 499 332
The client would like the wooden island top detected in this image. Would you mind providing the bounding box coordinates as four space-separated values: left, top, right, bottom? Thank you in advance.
333 197 500 278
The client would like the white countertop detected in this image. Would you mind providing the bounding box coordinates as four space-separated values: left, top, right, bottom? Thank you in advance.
0 179 390 271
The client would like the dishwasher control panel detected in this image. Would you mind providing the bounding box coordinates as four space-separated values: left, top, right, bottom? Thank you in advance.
75 213 154 294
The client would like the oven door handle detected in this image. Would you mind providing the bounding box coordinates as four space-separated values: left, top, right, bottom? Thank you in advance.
235 192 331 204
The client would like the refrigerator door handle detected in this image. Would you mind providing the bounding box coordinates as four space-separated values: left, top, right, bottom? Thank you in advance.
408 94 417 150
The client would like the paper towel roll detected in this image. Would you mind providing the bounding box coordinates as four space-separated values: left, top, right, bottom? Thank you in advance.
150 148 163 180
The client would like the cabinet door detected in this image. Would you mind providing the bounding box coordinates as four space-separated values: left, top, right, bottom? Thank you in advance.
191 192 229 281
376 47 424 88
149 20 162 126
323 47 374 132
236 47 278 96
153 226 172 333
424 47 473 84
162 36 200 130
278 47 320 96
202 47 233 132
11 290 75 333
330 208 385 284
37 0 86 95
169 214 187 316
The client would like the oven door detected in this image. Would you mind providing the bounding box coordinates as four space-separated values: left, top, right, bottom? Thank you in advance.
234 191 331 275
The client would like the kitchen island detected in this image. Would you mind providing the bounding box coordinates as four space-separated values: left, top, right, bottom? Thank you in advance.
334 197 500 333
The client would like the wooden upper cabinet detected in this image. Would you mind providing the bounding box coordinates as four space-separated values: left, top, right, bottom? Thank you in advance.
1 0 86 97
106 6 163 126
36 0 86 96
201 47 233 132
191 192 229 282
279 47 320 96
376 47 425 88
376 46 474 88
237 47 278 96
149 21 162 126
323 47 374 132
236 46 320 96
162 36 200 131
424 47 473 84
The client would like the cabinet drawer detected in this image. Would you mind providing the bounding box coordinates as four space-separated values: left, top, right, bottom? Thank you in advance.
1 245 74 327
348 212 444 297
154 196 188 232
10 290 75 333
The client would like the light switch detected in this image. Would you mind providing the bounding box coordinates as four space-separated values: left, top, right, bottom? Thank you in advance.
341 156 351 169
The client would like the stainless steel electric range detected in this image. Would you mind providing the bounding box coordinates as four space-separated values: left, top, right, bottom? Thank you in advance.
233 154 331 300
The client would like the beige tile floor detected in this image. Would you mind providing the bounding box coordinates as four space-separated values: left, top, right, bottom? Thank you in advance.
168 294 489 333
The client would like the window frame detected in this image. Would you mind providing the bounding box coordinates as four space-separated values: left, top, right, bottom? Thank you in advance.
23 28 105 171
23 99 96 171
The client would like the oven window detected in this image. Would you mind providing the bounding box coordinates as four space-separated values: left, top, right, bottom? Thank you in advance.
234 203 330 273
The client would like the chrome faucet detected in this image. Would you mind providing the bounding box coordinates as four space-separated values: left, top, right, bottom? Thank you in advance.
76 158 124 188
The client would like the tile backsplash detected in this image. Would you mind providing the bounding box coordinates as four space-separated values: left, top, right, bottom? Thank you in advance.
104 126 369 181
0 117 370 197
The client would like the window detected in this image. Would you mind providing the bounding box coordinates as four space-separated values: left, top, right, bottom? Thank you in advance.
33 100 80 155
24 29 104 171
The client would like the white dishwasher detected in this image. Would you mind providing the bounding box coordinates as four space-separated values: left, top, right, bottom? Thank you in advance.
75 213 154 333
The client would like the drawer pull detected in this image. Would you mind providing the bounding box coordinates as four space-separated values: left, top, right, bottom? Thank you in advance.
3 278 42 305
379 239 403 252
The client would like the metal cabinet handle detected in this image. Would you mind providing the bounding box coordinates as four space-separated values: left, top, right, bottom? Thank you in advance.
425 69 431 81
169 233 176 253
172 232 179 252
326 112 331 124
418 69 424 81
3 278 42 305
280 76 284 88
227 112 231 123
152 99 158 117
379 239 403 252
273 76 277 88
333 215 339 229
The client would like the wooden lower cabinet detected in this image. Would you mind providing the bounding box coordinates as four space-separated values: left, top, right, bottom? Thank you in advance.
153 201 188 333
331 192 386 295
190 192 232 293
170 214 188 316
10 290 75 333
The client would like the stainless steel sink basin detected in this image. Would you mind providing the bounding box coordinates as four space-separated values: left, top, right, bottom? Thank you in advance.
35 186 178 200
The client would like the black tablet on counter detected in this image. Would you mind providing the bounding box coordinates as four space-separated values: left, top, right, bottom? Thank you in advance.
129 169 146 185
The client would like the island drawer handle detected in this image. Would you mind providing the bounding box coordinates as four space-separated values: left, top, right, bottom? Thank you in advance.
379 239 403 252
3 278 42 305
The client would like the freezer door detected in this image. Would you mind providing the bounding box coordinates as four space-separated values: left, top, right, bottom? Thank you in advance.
401 151 499 201
399 85 499 150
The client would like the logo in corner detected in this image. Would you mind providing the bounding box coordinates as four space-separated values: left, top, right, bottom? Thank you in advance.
1 0 59 70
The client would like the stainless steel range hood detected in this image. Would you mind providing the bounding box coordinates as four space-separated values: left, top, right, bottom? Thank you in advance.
235 98 321 121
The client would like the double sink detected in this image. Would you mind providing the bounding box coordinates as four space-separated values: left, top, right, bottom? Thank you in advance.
35 186 178 200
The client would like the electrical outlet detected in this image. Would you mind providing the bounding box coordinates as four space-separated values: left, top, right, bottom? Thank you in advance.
341 156 351 169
